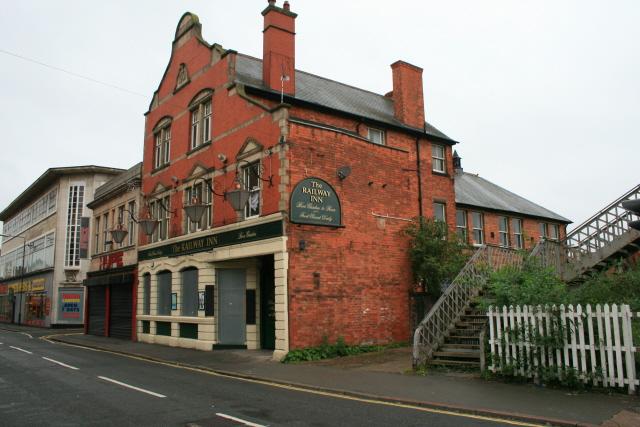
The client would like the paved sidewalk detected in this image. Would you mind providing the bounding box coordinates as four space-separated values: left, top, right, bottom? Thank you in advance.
6 325 638 427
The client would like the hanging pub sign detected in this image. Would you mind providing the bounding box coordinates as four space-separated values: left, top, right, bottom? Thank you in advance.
290 178 342 227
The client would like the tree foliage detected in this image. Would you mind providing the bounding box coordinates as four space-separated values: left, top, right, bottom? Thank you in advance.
403 217 467 297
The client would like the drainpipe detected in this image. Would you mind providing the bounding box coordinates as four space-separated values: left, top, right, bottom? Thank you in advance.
415 137 423 218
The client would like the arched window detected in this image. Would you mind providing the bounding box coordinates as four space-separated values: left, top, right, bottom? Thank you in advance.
181 267 198 317
157 270 172 315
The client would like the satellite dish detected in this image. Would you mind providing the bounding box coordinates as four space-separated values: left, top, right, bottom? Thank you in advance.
337 166 351 180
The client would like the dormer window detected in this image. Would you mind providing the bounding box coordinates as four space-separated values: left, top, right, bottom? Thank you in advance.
367 127 385 145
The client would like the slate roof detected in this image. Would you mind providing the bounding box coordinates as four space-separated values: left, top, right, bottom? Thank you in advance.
455 171 571 223
89 162 142 208
234 54 455 143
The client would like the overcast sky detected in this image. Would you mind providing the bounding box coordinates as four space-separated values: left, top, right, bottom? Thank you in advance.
0 0 638 232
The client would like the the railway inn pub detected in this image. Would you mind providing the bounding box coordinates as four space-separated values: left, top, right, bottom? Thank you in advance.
132 0 569 359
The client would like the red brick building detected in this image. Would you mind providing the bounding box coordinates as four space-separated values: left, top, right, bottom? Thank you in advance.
135 1 568 358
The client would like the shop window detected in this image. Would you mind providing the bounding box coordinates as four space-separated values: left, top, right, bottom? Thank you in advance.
181 268 198 317
157 271 172 316
498 216 510 248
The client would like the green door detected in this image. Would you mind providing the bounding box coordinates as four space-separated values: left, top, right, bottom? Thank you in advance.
260 255 276 350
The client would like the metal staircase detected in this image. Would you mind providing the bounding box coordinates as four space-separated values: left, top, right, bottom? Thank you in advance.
413 184 640 368
412 245 523 367
532 183 640 282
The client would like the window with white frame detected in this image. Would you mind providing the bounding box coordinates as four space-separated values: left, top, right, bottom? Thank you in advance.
184 183 204 233
549 223 559 241
367 127 385 145
2 187 57 238
456 209 468 243
432 144 446 173
539 222 548 240
190 99 212 150
150 195 171 243
64 184 85 267
115 205 125 249
471 211 484 245
498 216 510 248
243 162 261 219
154 124 171 169
512 218 524 249
433 202 446 222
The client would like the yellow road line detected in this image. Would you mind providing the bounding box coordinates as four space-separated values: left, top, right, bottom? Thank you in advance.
40 334 543 427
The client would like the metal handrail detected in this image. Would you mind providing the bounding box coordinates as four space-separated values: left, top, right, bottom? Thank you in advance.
412 245 523 366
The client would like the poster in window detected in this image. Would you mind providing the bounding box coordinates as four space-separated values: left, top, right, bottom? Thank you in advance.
79 217 90 259
198 291 205 310
171 293 177 310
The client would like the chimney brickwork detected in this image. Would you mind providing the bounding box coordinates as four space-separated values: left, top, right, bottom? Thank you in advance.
390 60 425 129
262 0 297 96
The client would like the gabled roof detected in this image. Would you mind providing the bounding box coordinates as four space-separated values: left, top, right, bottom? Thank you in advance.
234 54 456 144
455 171 571 223
0 166 124 221
88 163 142 209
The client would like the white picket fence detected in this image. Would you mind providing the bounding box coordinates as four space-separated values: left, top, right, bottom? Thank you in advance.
487 304 639 394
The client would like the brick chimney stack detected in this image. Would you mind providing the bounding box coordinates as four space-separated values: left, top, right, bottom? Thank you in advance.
262 0 297 96
390 61 425 129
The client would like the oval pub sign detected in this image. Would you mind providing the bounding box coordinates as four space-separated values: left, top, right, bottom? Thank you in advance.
290 178 342 227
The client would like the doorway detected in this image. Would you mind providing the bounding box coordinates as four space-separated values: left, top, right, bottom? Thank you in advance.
217 269 246 346
259 255 276 350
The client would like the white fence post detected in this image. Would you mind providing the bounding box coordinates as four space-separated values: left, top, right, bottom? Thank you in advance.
487 304 637 393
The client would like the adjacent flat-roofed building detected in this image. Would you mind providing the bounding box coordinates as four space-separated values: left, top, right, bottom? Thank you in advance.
0 166 123 327
84 163 142 340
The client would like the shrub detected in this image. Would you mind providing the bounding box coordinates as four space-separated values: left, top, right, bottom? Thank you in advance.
403 217 467 297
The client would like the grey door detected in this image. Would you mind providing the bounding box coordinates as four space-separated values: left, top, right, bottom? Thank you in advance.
217 269 246 345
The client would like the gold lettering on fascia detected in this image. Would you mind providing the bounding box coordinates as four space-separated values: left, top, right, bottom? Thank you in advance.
238 230 257 240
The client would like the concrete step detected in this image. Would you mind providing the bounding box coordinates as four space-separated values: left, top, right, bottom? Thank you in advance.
434 349 480 359
428 359 480 367
440 343 479 350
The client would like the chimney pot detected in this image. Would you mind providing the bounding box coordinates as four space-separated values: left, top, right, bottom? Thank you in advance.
268 0 276 5
283 1 290 10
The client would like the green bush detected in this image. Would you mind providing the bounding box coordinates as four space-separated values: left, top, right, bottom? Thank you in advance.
282 337 405 363
403 217 467 297
480 258 569 309
570 262 640 311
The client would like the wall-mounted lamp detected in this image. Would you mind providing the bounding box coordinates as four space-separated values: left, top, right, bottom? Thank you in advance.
183 177 226 223
109 206 159 244
225 160 273 213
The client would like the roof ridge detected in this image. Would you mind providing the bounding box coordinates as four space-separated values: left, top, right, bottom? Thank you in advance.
236 53 391 101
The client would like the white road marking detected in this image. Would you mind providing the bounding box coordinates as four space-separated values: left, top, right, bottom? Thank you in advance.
97 376 166 398
42 356 79 370
215 413 266 427
9 346 32 354
20 332 33 339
